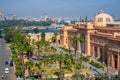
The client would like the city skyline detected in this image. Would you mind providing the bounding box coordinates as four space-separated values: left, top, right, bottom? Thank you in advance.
0 0 120 18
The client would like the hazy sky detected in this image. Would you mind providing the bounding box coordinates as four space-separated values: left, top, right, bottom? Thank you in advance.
0 0 120 18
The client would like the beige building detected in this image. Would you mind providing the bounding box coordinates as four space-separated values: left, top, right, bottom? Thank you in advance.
29 32 54 42
57 11 120 70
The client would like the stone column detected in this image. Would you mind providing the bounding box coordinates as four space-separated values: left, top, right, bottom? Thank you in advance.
111 53 114 68
77 34 81 52
77 41 81 52
108 51 110 66
97 47 100 59
85 33 91 56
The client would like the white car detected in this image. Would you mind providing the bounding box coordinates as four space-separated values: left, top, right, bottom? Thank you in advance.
5 68 9 73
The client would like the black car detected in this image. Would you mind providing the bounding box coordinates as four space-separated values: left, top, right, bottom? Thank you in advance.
10 61 13 67
5 61 8 65
1 75 4 79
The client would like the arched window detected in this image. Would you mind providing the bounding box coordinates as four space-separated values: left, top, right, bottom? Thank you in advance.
106 18 111 22
98 18 103 22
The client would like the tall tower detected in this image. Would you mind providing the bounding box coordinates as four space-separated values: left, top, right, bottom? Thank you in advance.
0 10 4 21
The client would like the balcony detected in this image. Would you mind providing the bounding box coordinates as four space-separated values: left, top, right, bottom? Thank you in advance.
91 41 104 46
109 48 120 53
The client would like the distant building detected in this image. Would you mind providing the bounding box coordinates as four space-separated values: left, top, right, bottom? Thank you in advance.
6 14 17 20
0 10 4 21
29 33 54 42
57 11 120 70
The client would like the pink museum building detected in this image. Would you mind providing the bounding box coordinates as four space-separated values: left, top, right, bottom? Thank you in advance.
57 11 120 70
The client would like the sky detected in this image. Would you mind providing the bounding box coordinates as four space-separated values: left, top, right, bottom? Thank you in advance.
0 0 120 18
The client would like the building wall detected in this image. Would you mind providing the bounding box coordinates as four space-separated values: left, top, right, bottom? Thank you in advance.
58 22 120 69
29 33 54 42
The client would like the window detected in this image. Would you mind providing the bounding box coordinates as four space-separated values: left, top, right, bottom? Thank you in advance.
94 46 98 57
106 40 109 44
98 18 103 22
94 38 97 42
99 39 103 43
114 44 118 49
106 18 111 22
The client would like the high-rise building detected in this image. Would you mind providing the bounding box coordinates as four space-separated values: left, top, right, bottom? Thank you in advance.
0 10 4 21
6 14 17 20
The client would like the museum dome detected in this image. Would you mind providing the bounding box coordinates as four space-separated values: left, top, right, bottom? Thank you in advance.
93 11 114 27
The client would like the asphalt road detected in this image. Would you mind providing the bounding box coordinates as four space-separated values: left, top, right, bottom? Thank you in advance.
0 38 16 80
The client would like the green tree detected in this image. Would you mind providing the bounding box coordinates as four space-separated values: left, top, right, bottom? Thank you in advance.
25 60 34 78
78 35 84 57
33 27 39 34
68 31 73 54
35 41 43 59
53 32 58 43
72 36 78 60
41 32 45 41
104 43 109 78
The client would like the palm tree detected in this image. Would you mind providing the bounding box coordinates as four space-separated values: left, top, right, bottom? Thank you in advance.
23 37 33 59
35 41 42 59
54 32 58 44
41 32 45 41
17 44 26 80
25 60 34 78
33 28 40 41
104 43 109 78
72 35 78 60
68 31 72 54
54 53 74 80
56 54 64 80
78 35 84 57
33 27 39 34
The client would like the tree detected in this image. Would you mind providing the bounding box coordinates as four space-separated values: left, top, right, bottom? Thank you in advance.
41 32 45 41
33 27 39 34
25 60 34 78
68 31 73 54
53 53 74 80
72 36 78 60
35 41 43 59
78 35 84 57
53 32 58 43
104 43 109 78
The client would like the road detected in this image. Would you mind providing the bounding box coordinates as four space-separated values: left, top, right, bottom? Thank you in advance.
0 38 16 80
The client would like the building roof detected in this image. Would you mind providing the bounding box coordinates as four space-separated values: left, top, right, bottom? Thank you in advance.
93 11 114 27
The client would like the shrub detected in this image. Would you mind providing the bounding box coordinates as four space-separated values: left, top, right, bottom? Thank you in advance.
15 65 21 70
15 70 22 77
60 46 71 52
90 60 104 68
80 56 89 62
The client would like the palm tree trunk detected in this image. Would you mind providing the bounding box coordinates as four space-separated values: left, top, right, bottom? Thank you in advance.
21 53 25 80
75 41 77 60
59 62 63 80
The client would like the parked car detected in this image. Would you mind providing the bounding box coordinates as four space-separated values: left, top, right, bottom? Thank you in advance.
5 61 8 65
1 75 4 79
10 61 13 67
5 68 9 73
